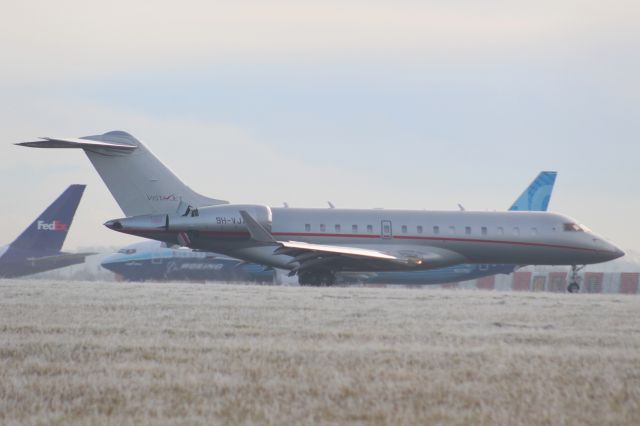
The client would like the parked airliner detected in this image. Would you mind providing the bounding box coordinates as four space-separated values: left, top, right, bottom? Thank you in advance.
0 185 93 278
19 131 624 290
101 240 273 283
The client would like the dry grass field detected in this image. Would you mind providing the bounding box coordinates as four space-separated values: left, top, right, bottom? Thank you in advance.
0 280 639 425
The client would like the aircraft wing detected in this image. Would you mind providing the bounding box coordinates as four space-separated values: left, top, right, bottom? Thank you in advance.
239 209 464 273
26 252 95 268
277 241 398 260
275 240 424 273
274 240 469 275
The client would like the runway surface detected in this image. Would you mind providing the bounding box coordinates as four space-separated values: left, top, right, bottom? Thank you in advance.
0 280 639 424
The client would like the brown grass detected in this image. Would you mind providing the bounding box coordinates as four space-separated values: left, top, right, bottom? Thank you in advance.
0 280 639 425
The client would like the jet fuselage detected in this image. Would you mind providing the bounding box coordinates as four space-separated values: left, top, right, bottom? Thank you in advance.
107 206 623 272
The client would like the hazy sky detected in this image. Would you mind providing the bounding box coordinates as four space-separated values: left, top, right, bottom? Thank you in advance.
1 0 638 251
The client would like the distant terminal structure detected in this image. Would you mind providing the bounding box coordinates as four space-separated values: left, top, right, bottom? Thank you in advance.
445 269 640 294
365 255 640 294
351 251 640 294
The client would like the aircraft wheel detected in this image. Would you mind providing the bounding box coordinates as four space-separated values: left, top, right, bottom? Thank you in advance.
320 272 336 287
299 271 335 287
567 282 580 293
298 272 314 286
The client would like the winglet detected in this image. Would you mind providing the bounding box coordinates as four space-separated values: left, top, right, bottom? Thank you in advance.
239 211 277 243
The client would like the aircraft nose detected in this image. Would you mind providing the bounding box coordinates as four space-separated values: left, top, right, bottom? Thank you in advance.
590 235 624 261
601 241 625 261
101 262 113 270
612 246 625 259
100 257 118 271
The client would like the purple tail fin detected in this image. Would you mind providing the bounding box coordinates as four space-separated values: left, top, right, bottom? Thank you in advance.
10 185 86 253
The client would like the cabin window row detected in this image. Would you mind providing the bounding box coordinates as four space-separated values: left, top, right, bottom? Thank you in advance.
302 224 541 236
305 224 375 233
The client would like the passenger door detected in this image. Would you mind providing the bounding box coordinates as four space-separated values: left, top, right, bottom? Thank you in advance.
381 220 393 239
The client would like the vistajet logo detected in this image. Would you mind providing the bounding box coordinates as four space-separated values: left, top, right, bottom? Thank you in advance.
146 193 177 202
37 220 68 231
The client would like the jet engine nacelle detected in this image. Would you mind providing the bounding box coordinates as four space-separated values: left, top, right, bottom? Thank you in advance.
167 204 272 233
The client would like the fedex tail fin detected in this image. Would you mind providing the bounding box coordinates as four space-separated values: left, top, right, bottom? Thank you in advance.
10 185 85 252
17 131 228 216
509 171 557 211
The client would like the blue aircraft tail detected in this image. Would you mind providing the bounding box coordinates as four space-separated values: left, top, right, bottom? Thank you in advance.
509 171 557 211
9 185 86 253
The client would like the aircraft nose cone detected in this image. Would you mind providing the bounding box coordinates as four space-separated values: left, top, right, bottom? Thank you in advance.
613 247 625 259
591 235 625 262
100 254 119 269
602 244 625 261
100 260 116 272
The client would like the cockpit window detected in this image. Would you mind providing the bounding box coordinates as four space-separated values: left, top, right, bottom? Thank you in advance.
563 223 585 232
117 248 137 254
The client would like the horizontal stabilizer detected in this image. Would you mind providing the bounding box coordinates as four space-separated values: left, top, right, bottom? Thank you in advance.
17 137 137 151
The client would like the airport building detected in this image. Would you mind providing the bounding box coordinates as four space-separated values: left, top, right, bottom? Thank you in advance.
450 269 640 294
357 251 640 294
437 252 640 294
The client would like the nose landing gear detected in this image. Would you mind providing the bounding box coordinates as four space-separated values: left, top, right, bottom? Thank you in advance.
567 265 585 293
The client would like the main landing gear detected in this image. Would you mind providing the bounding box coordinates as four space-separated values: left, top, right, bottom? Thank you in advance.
298 270 336 287
567 265 584 293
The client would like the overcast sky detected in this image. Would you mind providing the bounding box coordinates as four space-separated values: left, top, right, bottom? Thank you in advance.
0 0 638 251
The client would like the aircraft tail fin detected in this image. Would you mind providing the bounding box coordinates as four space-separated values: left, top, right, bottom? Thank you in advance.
17 131 228 216
509 171 557 211
10 185 86 252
